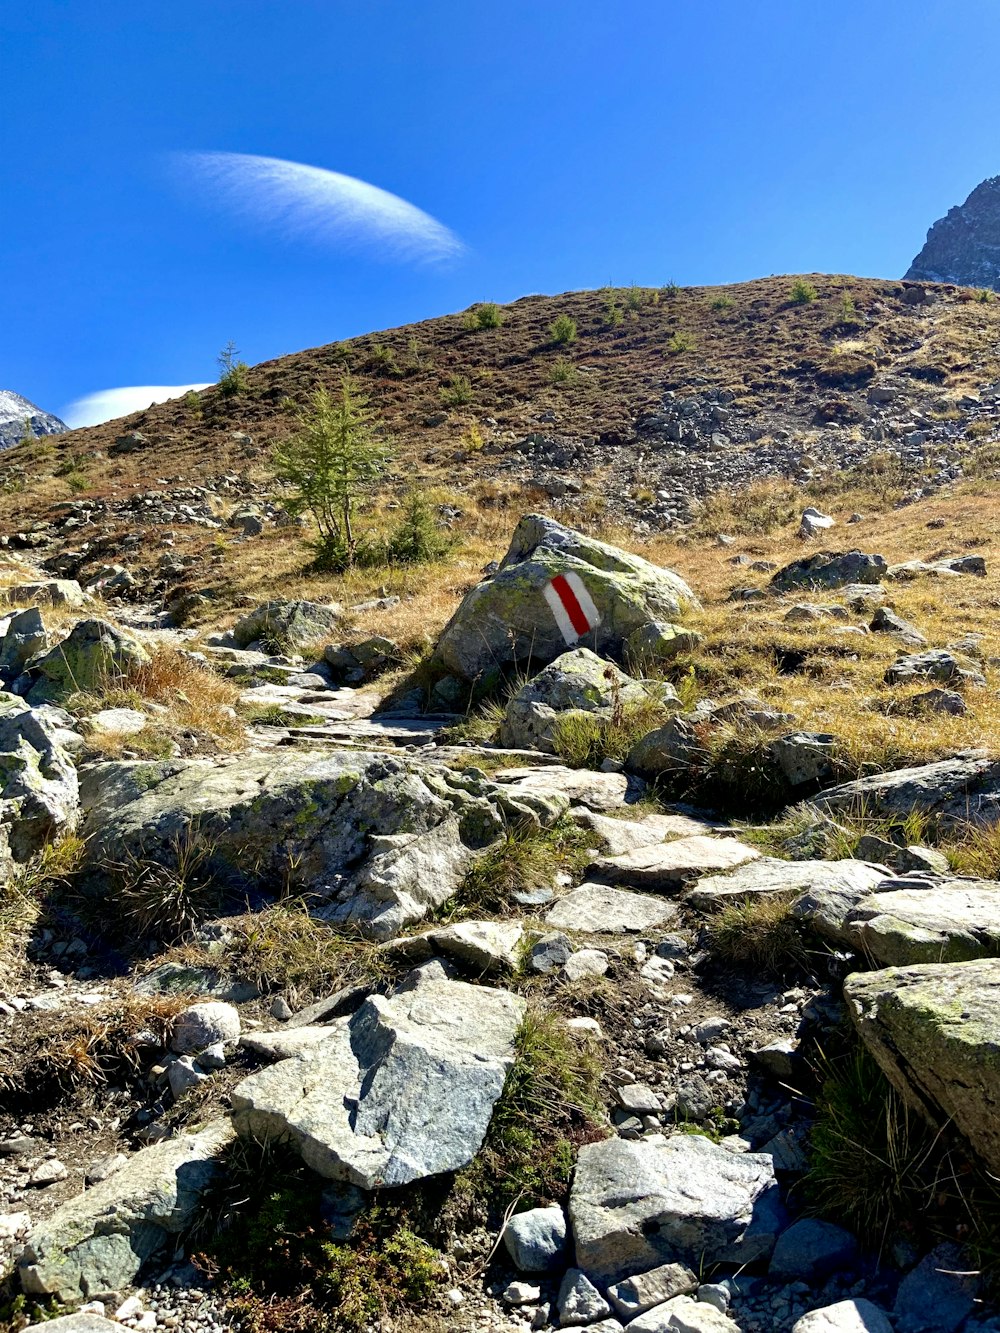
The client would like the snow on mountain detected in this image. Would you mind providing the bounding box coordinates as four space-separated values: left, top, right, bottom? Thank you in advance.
0 389 68 452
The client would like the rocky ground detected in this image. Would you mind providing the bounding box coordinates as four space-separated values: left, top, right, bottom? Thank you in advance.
1 507 1000 1333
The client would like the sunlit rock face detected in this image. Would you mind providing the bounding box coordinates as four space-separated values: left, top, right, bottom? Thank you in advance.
0 388 67 452
906 175 1000 291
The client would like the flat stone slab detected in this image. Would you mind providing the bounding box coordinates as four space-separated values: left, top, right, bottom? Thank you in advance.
688 857 887 912
845 882 1000 965
569 1134 782 1285
846 958 1000 1175
545 882 679 934
571 807 714 856
589 836 760 892
232 971 526 1188
492 765 636 815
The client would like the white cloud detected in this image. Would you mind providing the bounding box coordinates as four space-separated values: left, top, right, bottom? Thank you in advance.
62 384 212 429
170 151 464 265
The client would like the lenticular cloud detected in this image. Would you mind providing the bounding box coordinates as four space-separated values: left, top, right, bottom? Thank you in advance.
172 151 464 265
62 385 212 429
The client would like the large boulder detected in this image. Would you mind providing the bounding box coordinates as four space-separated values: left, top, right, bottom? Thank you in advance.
3 579 88 609
232 599 341 650
231 968 526 1188
26 619 150 703
587 836 760 892
430 515 699 681
845 958 1000 1174
81 750 550 940
498 648 678 754
0 699 79 860
569 1135 783 1285
19 1121 231 1304
769 551 887 594
844 881 1000 965
816 755 1000 828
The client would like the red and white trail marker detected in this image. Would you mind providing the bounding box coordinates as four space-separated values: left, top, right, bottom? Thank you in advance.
543 572 602 645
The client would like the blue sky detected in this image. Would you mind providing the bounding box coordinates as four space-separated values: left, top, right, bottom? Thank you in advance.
4 0 1000 424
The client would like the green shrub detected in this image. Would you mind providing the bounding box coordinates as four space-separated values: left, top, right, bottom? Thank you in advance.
789 279 818 305
383 490 452 566
977 288 995 303
625 285 648 311
667 330 695 354
439 374 473 408
549 314 578 345
709 294 734 311
604 297 624 327
463 302 504 330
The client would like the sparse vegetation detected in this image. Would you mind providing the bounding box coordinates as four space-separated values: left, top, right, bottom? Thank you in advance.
549 357 578 386
705 894 810 974
667 330 695 354
218 340 250 397
452 818 591 917
790 278 818 305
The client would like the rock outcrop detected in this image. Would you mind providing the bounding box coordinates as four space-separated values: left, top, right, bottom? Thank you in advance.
906 176 1000 290
846 958 1000 1174
0 388 67 453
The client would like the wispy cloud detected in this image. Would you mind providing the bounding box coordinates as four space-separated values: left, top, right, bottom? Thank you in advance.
62 384 211 429
169 151 464 265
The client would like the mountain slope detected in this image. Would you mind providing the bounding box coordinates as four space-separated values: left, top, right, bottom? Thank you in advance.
0 389 67 452
0 274 998 620
907 176 1000 290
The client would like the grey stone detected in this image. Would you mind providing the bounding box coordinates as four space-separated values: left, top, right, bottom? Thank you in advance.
884 649 982 687
629 1295 739 1332
171 1001 241 1053
607 1262 698 1319
571 808 712 856
892 1242 977 1332
753 1039 799 1082
626 716 706 782
545 883 679 934
817 755 1000 829
527 932 572 974
689 858 885 912
676 1074 715 1121
907 688 966 715
570 1134 782 1285
0 607 48 678
626 621 702 666
503 1280 542 1306
232 972 525 1189
557 1268 612 1325
430 514 700 680
791 1301 894 1333
588 836 759 891
768 732 838 788
896 844 950 874
4 579 87 609
19 1121 231 1304
498 648 678 754
502 1204 567 1273
232 599 341 650
770 551 887 594
0 700 79 861
564 948 609 980
27 618 151 703
491 764 634 818
845 882 1000 964
769 1217 859 1281
846 958 1000 1174
869 607 926 646
24 1319 131 1333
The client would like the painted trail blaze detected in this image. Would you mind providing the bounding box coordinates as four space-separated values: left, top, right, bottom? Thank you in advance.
543 572 602 645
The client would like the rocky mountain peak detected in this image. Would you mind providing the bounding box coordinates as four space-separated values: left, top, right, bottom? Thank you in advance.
906 175 1000 290
0 389 67 453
